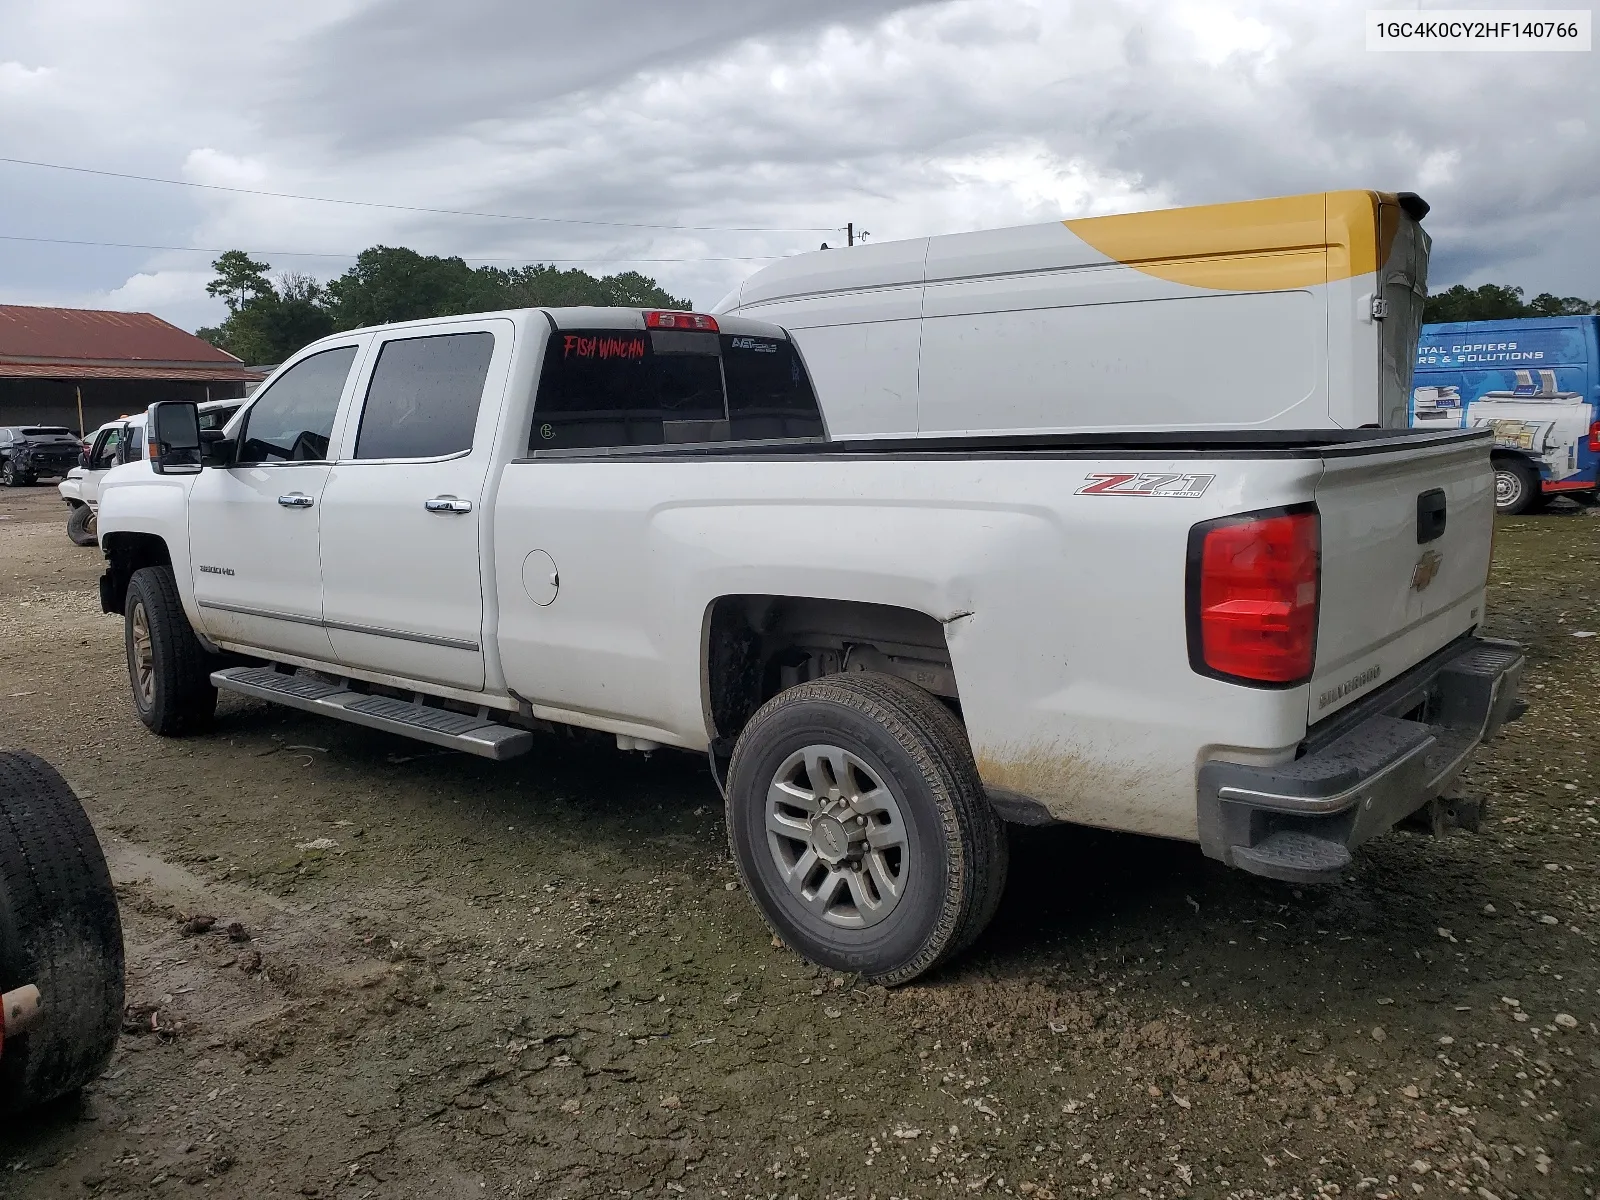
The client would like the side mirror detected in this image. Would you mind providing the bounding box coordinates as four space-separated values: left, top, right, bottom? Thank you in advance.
146 402 203 476
200 428 235 468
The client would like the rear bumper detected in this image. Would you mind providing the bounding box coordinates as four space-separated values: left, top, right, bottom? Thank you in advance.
1198 635 1524 883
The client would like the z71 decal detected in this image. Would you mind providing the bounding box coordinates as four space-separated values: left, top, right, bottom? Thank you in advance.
1076 472 1216 498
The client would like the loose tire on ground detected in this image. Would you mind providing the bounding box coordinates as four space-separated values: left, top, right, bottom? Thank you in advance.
1493 457 1543 516
125 565 217 735
0 751 125 1115
66 504 97 547
725 671 1008 985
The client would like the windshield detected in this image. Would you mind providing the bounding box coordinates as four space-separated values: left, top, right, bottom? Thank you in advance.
21 427 73 437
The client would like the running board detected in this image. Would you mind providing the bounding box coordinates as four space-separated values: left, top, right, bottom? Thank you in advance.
211 666 533 761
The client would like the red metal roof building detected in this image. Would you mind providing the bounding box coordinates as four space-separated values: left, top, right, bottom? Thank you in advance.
0 304 264 434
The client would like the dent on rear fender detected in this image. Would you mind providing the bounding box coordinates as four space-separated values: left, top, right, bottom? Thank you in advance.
972 738 1198 840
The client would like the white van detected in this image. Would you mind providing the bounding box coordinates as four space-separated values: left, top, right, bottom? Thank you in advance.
716 190 1431 437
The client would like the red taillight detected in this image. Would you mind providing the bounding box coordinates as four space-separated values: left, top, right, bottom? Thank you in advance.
1188 508 1320 685
1587 420 1600 453
645 310 718 332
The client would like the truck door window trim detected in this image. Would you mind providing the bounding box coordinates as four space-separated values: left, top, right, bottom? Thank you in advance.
198 601 480 652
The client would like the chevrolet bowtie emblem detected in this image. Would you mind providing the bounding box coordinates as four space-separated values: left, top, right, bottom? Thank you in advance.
1412 549 1443 592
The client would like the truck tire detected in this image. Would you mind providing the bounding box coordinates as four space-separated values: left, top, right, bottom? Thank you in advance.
0 751 125 1115
726 671 1008 985
124 565 217 735
66 504 97 547
1493 458 1542 516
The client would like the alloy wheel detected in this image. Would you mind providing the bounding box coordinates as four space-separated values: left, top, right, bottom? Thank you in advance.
130 600 155 709
764 744 910 930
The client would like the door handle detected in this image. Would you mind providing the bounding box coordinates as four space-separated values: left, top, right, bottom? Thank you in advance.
424 497 473 514
278 493 314 508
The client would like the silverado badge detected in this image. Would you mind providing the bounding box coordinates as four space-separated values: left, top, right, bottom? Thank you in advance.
1411 549 1442 592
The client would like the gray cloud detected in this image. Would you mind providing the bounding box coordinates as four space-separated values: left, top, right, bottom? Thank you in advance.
0 0 1595 332
281 0 931 149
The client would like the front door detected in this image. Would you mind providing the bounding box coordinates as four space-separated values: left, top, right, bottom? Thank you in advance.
188 342 364 660
317 322 510 690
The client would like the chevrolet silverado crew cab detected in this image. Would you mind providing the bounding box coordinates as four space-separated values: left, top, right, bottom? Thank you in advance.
95 306 1523 983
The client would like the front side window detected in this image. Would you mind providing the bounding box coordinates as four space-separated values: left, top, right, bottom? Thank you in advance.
530 327 819 451
354 332 495 460
90 427 121 470
237 345 359 464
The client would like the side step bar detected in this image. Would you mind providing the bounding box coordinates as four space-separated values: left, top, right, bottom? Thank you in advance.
211 666 533 761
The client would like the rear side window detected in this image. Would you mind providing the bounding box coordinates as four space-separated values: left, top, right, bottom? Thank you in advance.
198 405 238 432
355 332 495 460
530 328 821 451
720 334 825 441
238 345 358 464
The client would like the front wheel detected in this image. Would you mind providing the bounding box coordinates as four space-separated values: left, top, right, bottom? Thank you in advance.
725 672 1007 985
66 504 97 547
124 565 217 735
1494 458 1543 515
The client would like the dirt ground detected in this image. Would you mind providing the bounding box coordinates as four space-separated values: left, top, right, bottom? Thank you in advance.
0 485 1595 1200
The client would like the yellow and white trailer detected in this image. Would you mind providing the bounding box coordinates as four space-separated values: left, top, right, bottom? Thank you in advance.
716 190 1431 436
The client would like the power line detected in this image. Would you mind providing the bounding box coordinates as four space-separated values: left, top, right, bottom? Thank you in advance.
0 233 784 265
0 155 840 234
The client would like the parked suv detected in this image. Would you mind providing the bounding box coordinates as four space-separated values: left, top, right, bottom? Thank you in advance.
0 426 83 486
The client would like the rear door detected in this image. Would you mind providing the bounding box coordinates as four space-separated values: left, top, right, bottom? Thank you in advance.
317 320 511 691
1308 432 1494 722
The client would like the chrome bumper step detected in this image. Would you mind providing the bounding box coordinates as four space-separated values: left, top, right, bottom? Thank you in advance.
211 666 533 761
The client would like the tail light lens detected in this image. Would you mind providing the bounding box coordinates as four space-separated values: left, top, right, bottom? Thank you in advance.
645 310 719 332
1187 507 1320 686
1588 420 1599 453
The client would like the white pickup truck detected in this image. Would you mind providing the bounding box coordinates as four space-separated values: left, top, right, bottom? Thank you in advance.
96 306 1524 983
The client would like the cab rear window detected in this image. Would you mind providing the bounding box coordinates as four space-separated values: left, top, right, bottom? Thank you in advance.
530 328 823 452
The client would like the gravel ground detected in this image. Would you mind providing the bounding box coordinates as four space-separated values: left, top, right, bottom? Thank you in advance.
0 485 1595 1200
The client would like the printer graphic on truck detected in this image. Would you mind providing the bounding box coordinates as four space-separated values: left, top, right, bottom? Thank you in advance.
1409 316 1600 513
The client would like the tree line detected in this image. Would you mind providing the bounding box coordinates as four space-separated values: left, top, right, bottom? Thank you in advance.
1423 283 1597 323
196 248 692 364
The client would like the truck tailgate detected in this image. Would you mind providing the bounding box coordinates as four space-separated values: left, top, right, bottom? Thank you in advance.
1309 432 1495 722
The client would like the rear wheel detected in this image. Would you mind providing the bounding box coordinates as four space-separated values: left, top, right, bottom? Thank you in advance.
125 565 217 735
0 751 125 1115
0 459 20 487
1493 458 1542 516
726 672 1007 985
66 504 97 547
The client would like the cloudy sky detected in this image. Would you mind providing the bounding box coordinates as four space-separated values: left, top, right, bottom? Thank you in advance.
1 0 1595 330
